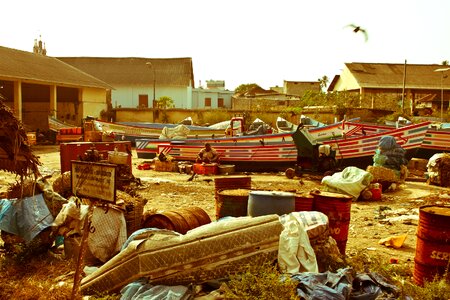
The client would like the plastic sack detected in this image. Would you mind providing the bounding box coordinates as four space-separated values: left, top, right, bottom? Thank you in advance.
120 278 193 300
321 166 373 200
278 213 318 274
159 124 190 140
0 194 54 243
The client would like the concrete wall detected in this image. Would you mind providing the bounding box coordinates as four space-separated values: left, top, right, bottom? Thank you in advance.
113 107 352 127
112 84 192 109
79 87 107 123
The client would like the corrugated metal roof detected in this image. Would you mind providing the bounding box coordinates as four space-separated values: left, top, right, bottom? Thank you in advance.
346 62 450 89
57 57 194 87
0 46 112 89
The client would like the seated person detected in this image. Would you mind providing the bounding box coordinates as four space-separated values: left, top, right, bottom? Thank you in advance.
196 143 219 163
372 135 408 181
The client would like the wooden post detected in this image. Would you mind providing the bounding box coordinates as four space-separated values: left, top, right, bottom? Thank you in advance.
71 203 95 299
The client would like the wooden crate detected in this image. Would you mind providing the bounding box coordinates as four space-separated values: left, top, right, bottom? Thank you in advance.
155 160 176 172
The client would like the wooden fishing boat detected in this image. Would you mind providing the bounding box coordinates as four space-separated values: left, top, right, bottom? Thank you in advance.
92 117 244 144
48 116 78 132
343 120 450 159
139 121 429 172
135 119 356 160
321 121 431 168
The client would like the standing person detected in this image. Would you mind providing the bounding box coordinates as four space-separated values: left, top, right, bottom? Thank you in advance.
196 143 219 163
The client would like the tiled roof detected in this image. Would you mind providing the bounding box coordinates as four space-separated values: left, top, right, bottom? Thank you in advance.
0 46 112 89
284 80 321 95
345 62 450 89
57 57 194 87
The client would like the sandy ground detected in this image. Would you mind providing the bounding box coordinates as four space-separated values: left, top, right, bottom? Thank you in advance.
2 144 450 268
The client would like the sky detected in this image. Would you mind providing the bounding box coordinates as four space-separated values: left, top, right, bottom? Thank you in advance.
1 0 449 90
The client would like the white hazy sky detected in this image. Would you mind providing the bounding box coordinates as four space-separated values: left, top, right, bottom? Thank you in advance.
1 0 449 90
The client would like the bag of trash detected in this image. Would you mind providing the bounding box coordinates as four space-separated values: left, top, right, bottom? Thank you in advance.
322 167 373 200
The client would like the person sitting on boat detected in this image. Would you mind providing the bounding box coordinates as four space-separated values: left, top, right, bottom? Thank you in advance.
196 143 219 164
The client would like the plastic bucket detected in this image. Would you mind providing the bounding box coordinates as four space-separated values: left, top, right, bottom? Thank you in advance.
142 207 211 234
216 189 251 220
414 205 450 286
311 190 352 255
247 190 295 217
295 193 314 211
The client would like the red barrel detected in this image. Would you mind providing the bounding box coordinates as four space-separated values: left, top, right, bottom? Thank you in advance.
295 193 314 211
414 205 450 286
216 189 251 220
142 207 211 234
214 176 252 200
311 191 352 255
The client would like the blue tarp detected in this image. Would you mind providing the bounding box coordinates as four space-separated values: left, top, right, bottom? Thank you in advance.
0 194 54 243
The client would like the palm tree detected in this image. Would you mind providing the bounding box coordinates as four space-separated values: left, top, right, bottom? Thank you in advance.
318 76 329 92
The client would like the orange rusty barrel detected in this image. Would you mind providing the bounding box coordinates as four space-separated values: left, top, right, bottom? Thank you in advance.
295 193 314 211
142 207 211 234
216 188 251 220
414 205 450 286
311 190 352 255
214 176 252 200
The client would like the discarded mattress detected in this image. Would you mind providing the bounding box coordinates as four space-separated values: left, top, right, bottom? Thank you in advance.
81 214 283 295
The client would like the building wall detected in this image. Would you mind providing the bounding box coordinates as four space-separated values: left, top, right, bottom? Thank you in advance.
333 67 360 91
112 84 192 109
192 89 233 109
79 87 107 123
232 97 303 111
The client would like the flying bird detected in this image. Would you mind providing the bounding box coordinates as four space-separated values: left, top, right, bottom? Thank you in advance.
345 24 368 42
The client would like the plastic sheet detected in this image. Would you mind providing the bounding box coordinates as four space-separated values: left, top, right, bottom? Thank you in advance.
291 268 400 300
321 167 373 200
0 194 54 243
278 213 318 274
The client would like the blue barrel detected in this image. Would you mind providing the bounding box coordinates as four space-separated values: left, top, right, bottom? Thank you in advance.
247 190 295 217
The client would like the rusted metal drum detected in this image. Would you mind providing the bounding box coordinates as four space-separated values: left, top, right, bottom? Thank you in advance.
311 190 352 255
214 176 252 200
414 205 450 286
247 190 295 217
294 193 314 211
216 188 251 220
142 207 211 234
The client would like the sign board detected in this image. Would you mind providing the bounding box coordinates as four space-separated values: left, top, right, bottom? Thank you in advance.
71 161 116 203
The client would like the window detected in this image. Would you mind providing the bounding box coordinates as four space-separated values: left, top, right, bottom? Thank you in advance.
218 98 224 107
139 94 148 108
205 97 211 107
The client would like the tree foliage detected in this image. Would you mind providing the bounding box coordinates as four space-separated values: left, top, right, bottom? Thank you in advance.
234 83 262 94
318 75 329 92
156 96 174 109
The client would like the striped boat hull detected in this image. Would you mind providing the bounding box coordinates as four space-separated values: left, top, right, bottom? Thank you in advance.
344 121 450 159
136 120 356 159
323 122 430 161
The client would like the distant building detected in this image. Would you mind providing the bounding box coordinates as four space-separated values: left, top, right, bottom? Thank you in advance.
282 80 321 96
232 85 301 110
33 36 47 56
192 81 233 109
0 45 111 130
58 57 195 109
206 80 225 90
328 62 450 113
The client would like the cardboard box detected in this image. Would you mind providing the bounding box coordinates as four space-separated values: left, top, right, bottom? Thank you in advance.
155 160 176 172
